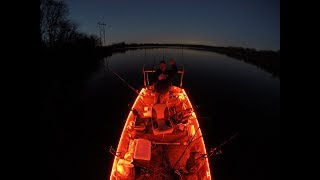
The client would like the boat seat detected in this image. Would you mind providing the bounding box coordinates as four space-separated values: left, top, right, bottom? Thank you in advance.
142 95 155 105
151 103 174 135
134 117 147 132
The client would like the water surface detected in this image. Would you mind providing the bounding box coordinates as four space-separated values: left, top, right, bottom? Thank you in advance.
45 48 280 180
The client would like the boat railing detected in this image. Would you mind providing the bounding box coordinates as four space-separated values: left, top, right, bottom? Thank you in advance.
142 65 185 87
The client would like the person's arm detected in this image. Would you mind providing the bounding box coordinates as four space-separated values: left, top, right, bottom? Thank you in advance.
167 60 178 80
153 69 160 83
171 64 178 72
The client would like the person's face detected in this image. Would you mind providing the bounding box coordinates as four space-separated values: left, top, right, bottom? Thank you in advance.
159 63 166 71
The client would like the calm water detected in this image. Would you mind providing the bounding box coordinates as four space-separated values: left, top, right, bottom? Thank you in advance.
45 48 280 180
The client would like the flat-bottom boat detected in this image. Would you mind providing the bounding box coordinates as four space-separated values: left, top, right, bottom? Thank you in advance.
109 67 212 180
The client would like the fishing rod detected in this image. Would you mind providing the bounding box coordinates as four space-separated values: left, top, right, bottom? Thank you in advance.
106 59 139 95
163 48 165 60
171 126 201 170
153 56 156 71
198 132 240 160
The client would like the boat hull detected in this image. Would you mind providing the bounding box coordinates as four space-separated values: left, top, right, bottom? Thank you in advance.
110 86 212 180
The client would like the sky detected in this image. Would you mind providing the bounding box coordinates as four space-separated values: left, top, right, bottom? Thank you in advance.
66 0 279 50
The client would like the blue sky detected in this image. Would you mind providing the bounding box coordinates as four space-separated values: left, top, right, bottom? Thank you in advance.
66 0 279 50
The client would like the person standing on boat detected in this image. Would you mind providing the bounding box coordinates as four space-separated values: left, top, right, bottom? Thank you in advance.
153 59 178 103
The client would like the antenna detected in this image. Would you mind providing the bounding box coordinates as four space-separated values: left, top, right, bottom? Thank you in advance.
182 43 184 61
163 48 165 60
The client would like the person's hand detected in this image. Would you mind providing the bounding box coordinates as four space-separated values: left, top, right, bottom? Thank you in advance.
158 74 168 80
169 59 174 65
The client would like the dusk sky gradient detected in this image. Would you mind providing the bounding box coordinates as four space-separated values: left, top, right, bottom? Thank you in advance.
67 0 279 50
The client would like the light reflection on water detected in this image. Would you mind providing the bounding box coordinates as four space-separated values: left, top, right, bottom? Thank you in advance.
78 47 279 180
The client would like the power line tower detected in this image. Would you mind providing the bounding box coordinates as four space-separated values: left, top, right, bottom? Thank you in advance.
97 22 106 46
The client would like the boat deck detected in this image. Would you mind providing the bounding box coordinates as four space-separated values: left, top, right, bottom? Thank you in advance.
110 86 211 180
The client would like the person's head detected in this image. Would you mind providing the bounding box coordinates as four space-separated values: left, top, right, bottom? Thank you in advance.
159 60 167 71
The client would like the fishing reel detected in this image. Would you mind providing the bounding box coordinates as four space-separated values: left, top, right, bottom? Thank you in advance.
206 147 223 158
213 149 223 156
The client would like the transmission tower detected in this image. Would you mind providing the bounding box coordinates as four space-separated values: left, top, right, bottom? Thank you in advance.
97 22 106 46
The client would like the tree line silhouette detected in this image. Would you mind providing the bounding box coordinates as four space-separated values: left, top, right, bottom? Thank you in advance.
96 43 280 78
40 0 99 49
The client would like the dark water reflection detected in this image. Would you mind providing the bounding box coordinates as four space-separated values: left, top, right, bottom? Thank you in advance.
45 48 280 180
